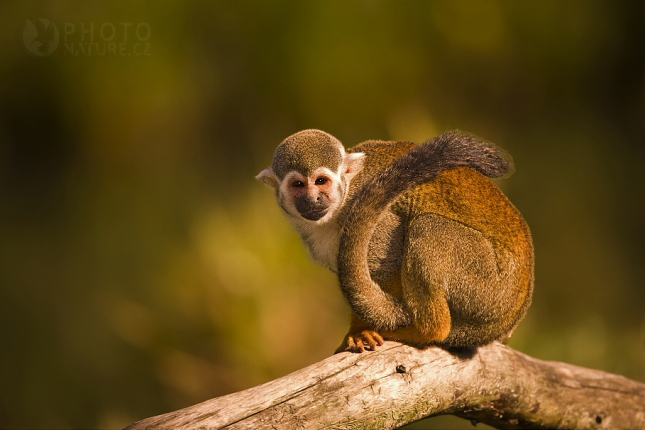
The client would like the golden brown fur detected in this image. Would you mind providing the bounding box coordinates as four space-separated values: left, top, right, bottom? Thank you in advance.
258 130 534 353
336 139 533 351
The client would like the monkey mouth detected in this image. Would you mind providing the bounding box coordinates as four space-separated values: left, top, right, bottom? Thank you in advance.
299 209 328 221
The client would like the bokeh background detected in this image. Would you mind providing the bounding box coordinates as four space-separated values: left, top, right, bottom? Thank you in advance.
1 1 643 429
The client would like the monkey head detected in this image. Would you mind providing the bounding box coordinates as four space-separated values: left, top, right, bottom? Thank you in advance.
256 129 364 224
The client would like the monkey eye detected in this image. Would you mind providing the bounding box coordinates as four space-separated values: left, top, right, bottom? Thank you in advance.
292 180 305 188
315 177 328 185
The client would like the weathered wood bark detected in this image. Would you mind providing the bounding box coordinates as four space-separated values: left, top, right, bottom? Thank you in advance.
127 341 645 429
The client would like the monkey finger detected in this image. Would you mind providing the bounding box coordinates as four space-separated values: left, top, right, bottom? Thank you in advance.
354 337 366 353
361 331 378 351
372 331 384 346
346 336 358 352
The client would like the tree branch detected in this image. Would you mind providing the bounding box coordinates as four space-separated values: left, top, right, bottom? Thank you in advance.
126 342 645 429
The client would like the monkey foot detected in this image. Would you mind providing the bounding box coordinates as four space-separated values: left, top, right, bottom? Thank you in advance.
335 330 384 353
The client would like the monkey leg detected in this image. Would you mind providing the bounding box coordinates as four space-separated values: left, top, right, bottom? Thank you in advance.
403 213 514 347
335 313 384 353
400 214 462 344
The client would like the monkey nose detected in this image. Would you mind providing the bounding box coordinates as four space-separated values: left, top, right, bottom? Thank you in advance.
295 194 330 221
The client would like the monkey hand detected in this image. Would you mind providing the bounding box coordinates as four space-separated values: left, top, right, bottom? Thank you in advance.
334 330 384 353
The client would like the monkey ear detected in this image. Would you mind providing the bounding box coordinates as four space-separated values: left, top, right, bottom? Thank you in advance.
342 152 365 180
255 168 280 189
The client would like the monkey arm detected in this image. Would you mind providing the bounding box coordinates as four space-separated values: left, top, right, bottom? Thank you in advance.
337 215 412 330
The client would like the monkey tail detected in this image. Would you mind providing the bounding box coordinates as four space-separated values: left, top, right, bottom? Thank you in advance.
337 130 515 330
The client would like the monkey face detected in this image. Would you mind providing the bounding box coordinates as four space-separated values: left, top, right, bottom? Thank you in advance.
283 169 337 222
257 156 364 225
256 130 365 225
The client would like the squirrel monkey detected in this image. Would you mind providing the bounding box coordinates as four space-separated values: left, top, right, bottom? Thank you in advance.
257 129 533 353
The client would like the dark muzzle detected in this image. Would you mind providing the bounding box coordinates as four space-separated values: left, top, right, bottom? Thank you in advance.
295 194 330 221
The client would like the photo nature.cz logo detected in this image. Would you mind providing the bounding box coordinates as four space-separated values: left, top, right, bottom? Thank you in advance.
23 18 151 57
23 18 59 57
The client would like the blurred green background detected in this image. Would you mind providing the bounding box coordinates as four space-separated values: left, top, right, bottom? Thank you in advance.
0 1 643 429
